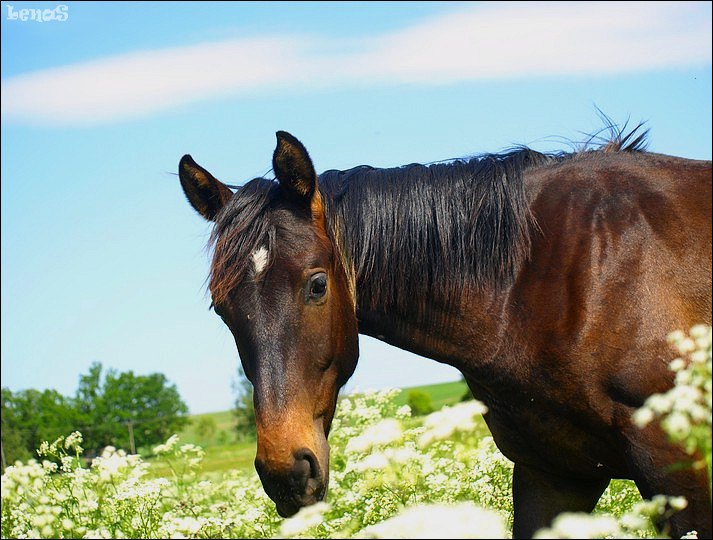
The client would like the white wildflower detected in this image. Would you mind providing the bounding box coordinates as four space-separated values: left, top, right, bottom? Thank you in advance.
669 358 687 372
689 324 710 340
690 349 707 363
41 460 58 473
60 455 75 472
385 446 420 464
351 452 390 472
645 393 671 414
395 405 412 419
169 516 203 535
419 400 487 447
153 434 180 455
347 419 403 453
662 411 690 439
357 502 506 539
619 513 647 530
632 407 654 428
667 329 686 346
338 397 352 414
64 431 83 451
279 501 330 537
534 513 620 539
676 338 697 354
691 326 711 353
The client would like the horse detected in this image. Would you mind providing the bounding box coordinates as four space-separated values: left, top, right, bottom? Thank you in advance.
178 128 712 538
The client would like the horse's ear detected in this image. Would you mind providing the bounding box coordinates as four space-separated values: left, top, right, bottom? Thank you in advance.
273 131 317 203
179 155 233 221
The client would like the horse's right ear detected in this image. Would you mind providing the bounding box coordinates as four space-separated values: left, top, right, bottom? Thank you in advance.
179 155 233 221
273 131 317 203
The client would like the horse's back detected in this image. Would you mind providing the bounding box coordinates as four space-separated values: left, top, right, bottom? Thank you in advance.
513 152 710 411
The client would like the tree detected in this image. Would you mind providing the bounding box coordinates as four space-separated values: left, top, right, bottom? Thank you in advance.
1 387 83 467
2 388 31 467
232 365 255 440
2 363 189 462
75 362 189 454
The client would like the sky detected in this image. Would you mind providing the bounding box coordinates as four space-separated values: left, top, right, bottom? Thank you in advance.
1 1 711 415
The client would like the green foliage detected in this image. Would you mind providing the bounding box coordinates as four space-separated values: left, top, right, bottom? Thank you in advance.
407 389 434 416
1 387 84 466
232 365 255 439
1 363 189 467
75 362 189 454
215 430 230 446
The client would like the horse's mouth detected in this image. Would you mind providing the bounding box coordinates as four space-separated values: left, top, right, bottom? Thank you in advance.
276 500 301 518
274 482 327 518
275 495 319 518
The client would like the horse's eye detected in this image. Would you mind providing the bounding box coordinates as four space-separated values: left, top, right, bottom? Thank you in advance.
308 272 327 301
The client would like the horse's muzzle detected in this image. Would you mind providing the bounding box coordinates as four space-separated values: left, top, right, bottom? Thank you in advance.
255 447 327 517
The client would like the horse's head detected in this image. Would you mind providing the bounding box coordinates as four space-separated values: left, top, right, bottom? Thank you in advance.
178 132 359 517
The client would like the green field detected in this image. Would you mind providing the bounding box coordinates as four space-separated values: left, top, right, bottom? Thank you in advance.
174 409 240 446
391 379 470 410
149 379 469 477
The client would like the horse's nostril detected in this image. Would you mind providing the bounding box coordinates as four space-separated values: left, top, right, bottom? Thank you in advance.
294 448 319 480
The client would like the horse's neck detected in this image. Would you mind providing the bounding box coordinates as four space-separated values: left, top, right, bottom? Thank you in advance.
354 285 510 372
323 161 527 371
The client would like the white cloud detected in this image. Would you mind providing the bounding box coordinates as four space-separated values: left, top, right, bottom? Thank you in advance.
2 1 710 126
357 1 712 81
1 37 312 124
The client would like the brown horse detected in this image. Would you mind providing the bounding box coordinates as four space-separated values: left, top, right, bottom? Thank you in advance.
178 129 712 538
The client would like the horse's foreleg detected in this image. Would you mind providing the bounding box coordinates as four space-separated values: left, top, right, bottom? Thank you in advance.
623 425 712 539
512 462 608 539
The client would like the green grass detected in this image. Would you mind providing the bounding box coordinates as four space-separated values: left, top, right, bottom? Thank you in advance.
148 440 257 479
174 409 240 446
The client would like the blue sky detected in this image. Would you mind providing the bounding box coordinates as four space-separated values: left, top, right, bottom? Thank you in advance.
2 1 711 414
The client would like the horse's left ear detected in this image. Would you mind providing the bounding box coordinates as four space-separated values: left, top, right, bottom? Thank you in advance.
273 131 317 204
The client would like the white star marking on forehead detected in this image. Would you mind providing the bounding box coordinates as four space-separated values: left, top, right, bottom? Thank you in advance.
251 246 269 275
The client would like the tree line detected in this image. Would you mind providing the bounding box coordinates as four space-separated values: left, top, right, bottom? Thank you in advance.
1 362 189 468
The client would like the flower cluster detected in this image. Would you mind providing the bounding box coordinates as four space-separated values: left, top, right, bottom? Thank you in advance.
632 325 712 474
355 502 507 539
4 346 709 540
534 495 689 539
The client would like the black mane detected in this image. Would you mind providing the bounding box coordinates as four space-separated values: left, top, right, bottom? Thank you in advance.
319 148 554 321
